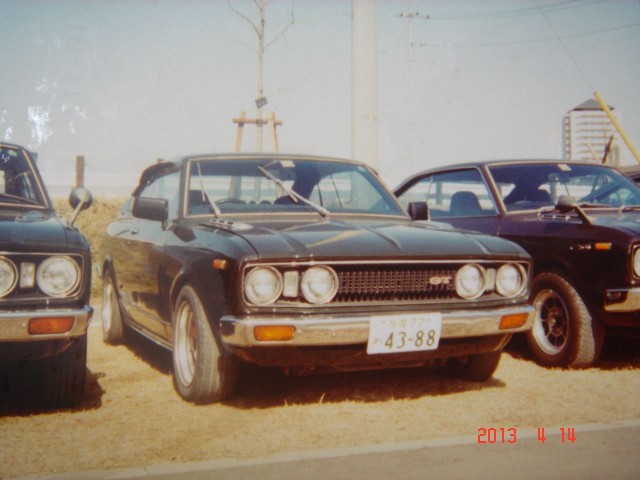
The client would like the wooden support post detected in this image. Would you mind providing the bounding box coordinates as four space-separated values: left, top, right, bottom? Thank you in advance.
232 111 282 152
75 155 85 188
267 111 279 152
234 111 246 152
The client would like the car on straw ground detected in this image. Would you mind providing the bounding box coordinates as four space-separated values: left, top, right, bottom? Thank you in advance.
395 159 640 368
100 153 534 404
0 142 93 408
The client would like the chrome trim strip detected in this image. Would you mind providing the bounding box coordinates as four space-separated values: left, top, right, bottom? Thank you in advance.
0 305 93 341
605 288 640 312
220 305 534 347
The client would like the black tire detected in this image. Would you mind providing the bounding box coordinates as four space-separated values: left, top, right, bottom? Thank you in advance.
526 272 604 368
101 270 126 345
34 334 87 408
172 285 238 404
447 350 503 381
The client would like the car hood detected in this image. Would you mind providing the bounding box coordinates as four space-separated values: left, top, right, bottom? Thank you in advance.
215 217 529 261
589 211 640 235
0 210 81 252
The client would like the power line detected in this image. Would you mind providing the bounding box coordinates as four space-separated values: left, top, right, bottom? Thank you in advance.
536 0 598 92
413 21 640 47
410 0 610 21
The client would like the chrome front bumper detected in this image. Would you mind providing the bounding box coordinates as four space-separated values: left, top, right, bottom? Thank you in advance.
0 305 94 342
605 288 640 312
220 305 535 347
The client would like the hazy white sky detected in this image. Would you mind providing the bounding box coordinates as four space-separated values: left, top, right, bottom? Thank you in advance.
1 0 639 193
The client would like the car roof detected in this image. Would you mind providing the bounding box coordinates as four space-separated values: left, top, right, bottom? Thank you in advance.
402 159 619 179
174 152 366 166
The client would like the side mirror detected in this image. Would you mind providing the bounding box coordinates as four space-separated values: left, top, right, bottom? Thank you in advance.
132 197 168 223
555 195 592 225
555 195 576 214
407 201 430 221
68 187 93 226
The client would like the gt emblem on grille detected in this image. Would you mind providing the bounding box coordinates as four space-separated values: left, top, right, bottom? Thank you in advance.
429 276 452 286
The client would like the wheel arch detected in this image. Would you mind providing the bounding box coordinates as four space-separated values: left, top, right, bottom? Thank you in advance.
168 264 228 330
531 260 598 314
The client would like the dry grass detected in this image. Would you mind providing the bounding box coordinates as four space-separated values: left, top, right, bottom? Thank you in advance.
1 320 639 478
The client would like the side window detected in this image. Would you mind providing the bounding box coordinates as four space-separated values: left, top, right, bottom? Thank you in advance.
137 171 180 220
398 169 497 218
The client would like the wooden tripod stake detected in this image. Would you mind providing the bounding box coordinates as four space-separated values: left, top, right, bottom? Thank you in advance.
233 111 282 152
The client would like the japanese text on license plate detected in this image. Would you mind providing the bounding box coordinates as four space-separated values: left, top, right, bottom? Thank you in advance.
367 313 442 354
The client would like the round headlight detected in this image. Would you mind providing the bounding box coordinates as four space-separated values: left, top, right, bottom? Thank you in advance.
244 267 283 305
0 257 17 298
37 256 80 297
633 248 640 277
455 264 486 299
495 263 526 297
300 266 339 304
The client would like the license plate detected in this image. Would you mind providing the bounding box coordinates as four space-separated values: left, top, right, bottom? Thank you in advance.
367 313 442 355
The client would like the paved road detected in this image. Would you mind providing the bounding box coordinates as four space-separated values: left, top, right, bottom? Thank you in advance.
24 419 640 480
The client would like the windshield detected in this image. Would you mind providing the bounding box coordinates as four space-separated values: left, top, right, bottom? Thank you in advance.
488 162 640 211
0 145 48 207
185 157 405 217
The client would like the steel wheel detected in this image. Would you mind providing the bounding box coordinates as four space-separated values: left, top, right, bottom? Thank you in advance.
532 288 569 356
526 272 603 368
172 285 238 403
174 299 198 388
102 271 125 344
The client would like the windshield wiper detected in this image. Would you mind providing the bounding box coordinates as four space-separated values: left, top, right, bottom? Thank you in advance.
195 162 221 217
258 165 329 218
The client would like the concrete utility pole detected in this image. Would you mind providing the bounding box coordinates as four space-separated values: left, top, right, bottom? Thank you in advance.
351 0 379 169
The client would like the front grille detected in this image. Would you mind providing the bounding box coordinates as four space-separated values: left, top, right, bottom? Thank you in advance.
334 265 456 303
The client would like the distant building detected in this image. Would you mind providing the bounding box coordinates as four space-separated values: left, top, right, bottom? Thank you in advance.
562 99 620 165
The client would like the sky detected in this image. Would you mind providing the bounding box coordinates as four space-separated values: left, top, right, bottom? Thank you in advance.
1 0 639 195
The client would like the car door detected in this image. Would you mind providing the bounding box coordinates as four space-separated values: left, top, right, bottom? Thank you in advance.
397 167 502 235
113 170 180 340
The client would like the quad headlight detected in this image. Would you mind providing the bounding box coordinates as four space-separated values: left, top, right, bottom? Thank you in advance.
244 266 283 305
300 266 338 304
0 257 17 298
633 247 640 278
37 256 80 297
455 264 486 299
495 263 526 298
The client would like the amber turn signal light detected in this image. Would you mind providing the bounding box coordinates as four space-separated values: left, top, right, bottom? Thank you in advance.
28 317 75 335
254 325 296 342
499 313 529 330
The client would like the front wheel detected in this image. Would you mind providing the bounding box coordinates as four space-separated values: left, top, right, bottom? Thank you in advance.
172 285 238 404
102 271 125 345
526 272 603 368
33 334 87 408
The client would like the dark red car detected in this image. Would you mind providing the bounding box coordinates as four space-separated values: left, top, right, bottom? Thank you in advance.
395 159 640 368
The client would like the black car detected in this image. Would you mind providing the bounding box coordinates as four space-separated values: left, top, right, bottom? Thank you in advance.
395 159 640 368
0 142 93 408
100 153 534 404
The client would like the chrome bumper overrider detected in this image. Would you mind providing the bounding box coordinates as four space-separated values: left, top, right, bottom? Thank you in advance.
0 305 94 341
220 305 535 347
605 288 640 312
